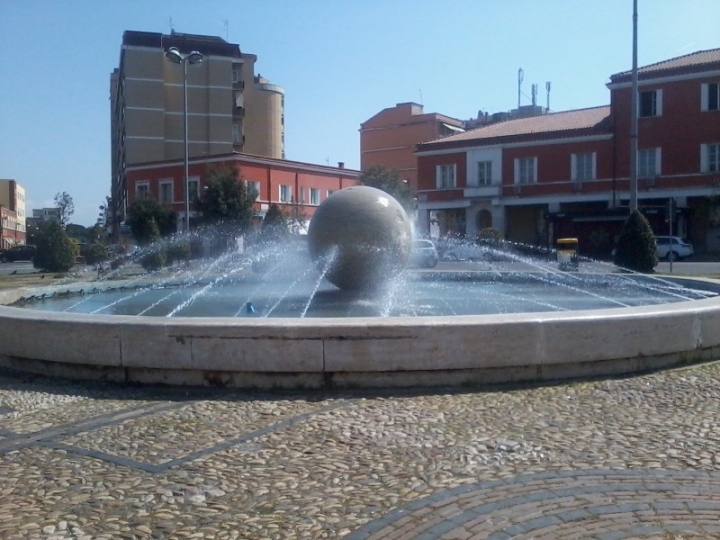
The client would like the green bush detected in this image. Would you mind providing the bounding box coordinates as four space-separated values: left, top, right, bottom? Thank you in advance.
613 209 658 273
33 220 78 273
166 239 191 265
84 243 111 266
477 227 503 245
140 246 166 272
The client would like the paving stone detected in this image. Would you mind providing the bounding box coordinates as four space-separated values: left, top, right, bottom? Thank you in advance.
2 363 720 538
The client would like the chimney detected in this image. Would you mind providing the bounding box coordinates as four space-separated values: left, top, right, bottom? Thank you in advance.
337 162 345 169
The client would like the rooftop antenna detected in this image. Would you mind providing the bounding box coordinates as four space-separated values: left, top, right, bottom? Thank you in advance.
223 19 229 41
169 17 174 33
531 83 538 107
546 81 551 111
518 68 524 108
419 89 424 105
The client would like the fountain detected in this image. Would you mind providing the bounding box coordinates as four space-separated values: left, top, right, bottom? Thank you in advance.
1 186 720 389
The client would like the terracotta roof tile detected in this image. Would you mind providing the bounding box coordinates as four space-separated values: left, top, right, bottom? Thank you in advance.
611 48 720 81
420 106 611 148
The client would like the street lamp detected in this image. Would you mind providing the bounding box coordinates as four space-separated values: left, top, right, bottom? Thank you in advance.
165 46 203 232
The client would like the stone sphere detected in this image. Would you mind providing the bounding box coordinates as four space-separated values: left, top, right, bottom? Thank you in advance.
307 186 413 290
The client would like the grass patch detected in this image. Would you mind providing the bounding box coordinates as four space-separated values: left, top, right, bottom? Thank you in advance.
0 273 81 291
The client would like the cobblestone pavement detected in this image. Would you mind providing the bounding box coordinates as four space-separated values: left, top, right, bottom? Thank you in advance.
1 362 720 539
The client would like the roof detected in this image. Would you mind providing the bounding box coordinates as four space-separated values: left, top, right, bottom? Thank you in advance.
122 30 242 58
418 106 611 150
610 48 720 83
125 152 362 177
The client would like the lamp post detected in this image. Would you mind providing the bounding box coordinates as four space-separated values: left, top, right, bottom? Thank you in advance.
165 46 203 232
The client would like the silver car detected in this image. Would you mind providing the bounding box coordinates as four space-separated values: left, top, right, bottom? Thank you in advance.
655 236 694 261
408 239 438 268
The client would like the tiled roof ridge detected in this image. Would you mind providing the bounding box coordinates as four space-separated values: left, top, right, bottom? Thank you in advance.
464 104 610 133
648 46 719 67
420 104 611 147
612 47 720 78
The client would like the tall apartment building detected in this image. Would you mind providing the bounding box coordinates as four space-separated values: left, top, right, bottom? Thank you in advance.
110 30 285 234
0 179 27 249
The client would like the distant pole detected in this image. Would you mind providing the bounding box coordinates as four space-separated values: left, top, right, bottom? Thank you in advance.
629 0 639 211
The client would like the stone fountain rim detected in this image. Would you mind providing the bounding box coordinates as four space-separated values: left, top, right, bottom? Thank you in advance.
0 274 719 390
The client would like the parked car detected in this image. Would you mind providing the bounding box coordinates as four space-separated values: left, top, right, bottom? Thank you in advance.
655 236 694 261
442 244 492 262
0 245 36 262
407 239 438 268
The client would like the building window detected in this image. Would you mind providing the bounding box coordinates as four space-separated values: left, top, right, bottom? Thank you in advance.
639 89 662 117
702 143 720 173
702 83 720 111
136 182 150 198
436 164 456 189
310 188 320 205
638 148 660 178
477 161 492 186
187 178 199 202
572 153 595 181
514 157 537 184
246 181 260 200
232 69 239 84
327 189 335 198
159 180 173 204
232 124 241 143
279 184 292 203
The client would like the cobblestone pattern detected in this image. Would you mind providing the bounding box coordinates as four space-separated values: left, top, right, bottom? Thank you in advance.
346 469 720 539
1 361 720 539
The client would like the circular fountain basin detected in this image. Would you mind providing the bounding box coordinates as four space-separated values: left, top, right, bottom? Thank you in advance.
1 272 720 389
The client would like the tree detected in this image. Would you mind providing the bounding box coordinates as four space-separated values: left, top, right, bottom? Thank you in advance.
196 166 256 232
65 223 89 242
53 191 75 227
613 209 658 273
283 199 310 235
359 165 414 210
259 204 289 244
126 197 177 246
32 220 78 272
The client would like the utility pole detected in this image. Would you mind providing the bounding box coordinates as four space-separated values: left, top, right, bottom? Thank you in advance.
629 0 639 211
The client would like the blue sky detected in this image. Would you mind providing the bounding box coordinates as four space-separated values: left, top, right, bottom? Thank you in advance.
1 0 719 226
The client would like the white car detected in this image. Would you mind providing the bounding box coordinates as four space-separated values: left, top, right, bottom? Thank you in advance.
407 239 438 268
655 236 694 261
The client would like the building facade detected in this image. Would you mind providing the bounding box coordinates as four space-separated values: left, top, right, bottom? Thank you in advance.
0 180 26 249
125 153 360 231
415 48 720 257
360 102 466 191
110 30 285 236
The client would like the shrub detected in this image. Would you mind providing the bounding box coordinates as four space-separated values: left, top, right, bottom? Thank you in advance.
613 209 658 273
477 227 504 246
166 239 191 265
140 246 166 272
33 220 78 272
84 243 111 266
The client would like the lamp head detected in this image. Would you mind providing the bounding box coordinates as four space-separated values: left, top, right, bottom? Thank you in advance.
187 50 204 65
165 47 182 64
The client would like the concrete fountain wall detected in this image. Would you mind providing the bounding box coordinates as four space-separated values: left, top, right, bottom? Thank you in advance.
2 278 720 389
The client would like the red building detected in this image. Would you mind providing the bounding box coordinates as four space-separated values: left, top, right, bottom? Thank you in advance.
0 180 26 250
125 152 360 233
360 102 466 191
415 48 720 256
